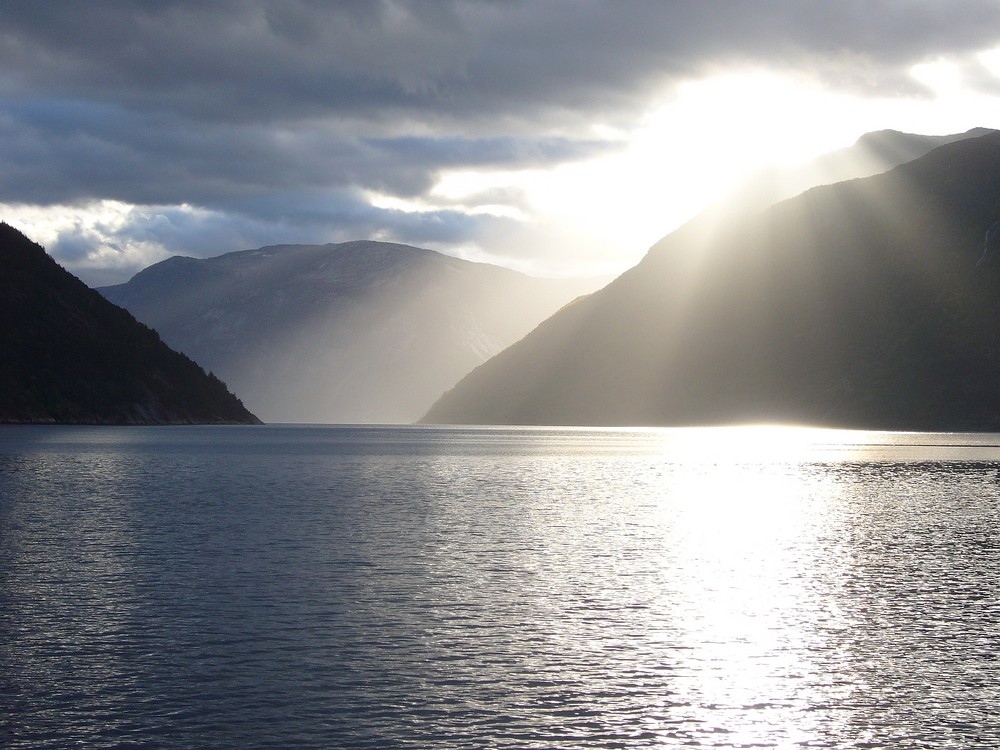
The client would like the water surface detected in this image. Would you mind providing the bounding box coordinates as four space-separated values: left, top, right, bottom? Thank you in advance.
1 425 998 748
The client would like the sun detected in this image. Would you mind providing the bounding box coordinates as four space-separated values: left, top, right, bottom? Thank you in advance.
515 71 876 256
515 62 1000 270
366 58 1000 280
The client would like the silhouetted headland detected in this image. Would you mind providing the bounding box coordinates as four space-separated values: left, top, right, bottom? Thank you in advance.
0 222 260 425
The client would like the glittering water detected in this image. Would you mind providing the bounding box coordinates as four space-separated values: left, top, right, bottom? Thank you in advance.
1 424 998 748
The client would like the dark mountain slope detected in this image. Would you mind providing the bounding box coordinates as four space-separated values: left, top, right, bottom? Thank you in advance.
0 223 259 424
100 242 599 423
423 131 1000 430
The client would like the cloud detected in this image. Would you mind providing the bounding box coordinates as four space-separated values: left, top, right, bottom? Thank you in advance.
4 1 998 121
1 1 1000 281
0 98 611 204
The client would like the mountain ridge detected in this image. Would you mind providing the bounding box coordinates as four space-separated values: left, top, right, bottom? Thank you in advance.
423 130 1000 429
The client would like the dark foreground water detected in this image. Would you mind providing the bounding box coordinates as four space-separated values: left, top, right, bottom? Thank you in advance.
1 425 998 749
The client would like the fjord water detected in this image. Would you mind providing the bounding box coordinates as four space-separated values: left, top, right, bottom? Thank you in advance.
1 425 998 748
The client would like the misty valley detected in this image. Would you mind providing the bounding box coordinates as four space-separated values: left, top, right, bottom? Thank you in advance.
97 241 601 424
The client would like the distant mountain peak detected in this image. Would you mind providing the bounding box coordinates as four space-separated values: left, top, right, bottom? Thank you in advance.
100 240 601 423
855 126 996 146
708 127 999 224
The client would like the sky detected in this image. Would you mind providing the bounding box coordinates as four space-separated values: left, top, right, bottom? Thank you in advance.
3 1 1000 286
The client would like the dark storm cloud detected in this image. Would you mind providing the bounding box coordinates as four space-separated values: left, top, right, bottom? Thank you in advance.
1 0 999 270
0 97 607 206
3 1 997 124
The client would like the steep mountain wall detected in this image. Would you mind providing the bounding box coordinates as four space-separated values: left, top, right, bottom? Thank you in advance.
424 131 1000 430
1 223 260 424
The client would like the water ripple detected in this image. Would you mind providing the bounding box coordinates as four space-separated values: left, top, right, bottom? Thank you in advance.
1 425 999 748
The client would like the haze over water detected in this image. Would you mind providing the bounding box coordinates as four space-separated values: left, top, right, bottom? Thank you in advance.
1 425 998 748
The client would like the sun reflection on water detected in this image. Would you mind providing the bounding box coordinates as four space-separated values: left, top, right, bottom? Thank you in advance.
645 426 863 745
651 423 871 463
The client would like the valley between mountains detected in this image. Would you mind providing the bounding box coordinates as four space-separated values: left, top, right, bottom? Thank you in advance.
99 242 602 424
5 128 1000 428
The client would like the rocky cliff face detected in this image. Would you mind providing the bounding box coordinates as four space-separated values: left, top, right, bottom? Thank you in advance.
0 223 260 425
100 241 601 423
423 131 1000 430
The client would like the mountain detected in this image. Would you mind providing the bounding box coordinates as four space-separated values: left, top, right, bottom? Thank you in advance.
717 127 996 216
423 130 1000 430
0 223 260 424
674 127 996 251
99 242 601 423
